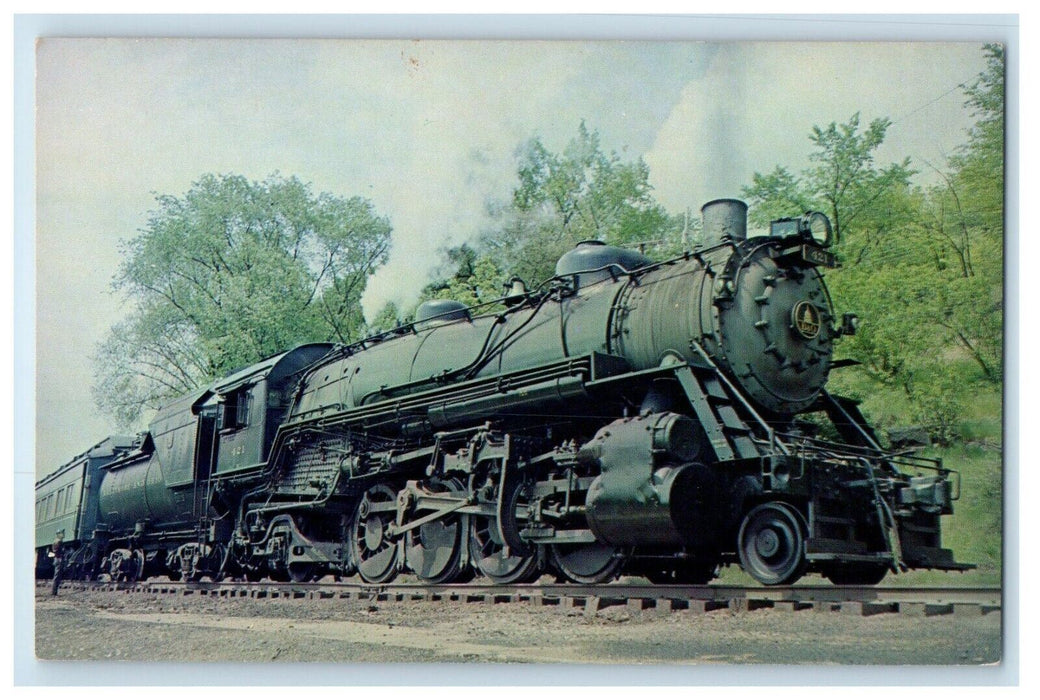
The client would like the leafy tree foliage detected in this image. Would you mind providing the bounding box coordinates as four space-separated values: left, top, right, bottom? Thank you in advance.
743 45 1004 443
414 245 508 310
367 245 509 333
92 309 210 426
742 114 922 388
950 44 1005 238
365 301 407 336
397 123 685 323
481 121 681 285
922 43 1005 383
94 173 392 426
745 113 917 262
889 45 1004 386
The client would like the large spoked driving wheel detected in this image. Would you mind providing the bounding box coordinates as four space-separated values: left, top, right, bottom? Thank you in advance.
737 502 807 585
405 479 472 584
550 543 624 584
470 520 543 584
351 484 401 584
469 480 543 584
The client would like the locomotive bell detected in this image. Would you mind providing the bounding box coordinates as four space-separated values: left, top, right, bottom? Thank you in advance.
502 277 528 306
701 199 748 248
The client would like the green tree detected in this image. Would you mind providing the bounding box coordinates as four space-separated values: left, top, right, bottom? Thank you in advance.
923 43 1005 382
745 113 917 264
365 301 406 335
367 245 511 331
414 244 508 310
950 44 1005 239
742 112 925 388
743 85 1003 442
94 172 392 426
482 121 680 284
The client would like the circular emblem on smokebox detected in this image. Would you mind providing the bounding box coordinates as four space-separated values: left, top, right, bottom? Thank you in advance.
792 301 822 340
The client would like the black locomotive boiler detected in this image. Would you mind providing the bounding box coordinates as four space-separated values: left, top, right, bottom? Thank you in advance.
36 199 969 587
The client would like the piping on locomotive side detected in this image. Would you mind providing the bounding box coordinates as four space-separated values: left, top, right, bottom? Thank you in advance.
36 199 971 587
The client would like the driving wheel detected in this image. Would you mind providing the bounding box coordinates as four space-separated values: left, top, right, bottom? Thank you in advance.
405 479 473 584
469 479 542 584
350 484 401 584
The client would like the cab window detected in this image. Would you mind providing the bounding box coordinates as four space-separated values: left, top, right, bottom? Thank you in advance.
220 388 252 431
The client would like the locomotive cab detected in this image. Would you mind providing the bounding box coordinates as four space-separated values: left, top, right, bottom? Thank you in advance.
206 342 335 476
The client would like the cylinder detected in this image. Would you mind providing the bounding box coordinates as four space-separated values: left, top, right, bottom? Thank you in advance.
581 413 708 546
701 198 748 248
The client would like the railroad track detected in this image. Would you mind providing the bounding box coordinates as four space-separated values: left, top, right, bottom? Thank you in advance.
42 580 1002 618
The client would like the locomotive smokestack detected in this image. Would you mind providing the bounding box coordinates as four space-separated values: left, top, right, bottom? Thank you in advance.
701 199 748 248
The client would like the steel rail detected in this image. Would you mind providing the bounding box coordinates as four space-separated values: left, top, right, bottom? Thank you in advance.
41 580 1002 616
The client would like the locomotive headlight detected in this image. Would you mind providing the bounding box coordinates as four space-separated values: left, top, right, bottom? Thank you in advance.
800 211 834 247
769 211 834 248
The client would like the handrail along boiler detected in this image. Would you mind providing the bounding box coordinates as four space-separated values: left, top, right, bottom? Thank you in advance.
35 199 969 586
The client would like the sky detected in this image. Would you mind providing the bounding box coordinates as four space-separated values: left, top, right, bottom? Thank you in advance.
33 38 990 474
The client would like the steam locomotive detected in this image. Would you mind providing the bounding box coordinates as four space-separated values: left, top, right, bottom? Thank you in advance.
35 199 969 587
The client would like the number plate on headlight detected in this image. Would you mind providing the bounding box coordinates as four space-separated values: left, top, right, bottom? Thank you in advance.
801 245 837 268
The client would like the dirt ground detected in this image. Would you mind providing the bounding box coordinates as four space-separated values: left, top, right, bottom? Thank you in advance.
33 586 1000 666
